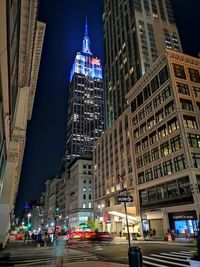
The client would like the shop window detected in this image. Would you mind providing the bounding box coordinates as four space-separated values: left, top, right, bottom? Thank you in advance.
159 66 169 85
170 135 182 152
162 86 171 101
138 171 145 184
177 83 190 95
168 117 179 133
180 99 193 111
174 155 185 172
183 115 198 129
161 141 170 157
178 176 190 195
167 180 178 198
157 183 167 199
153 94 162 108
151 147 159 161
153 164 163 179
165 100 174 115
148 187 157 202
188 68 200 83
151 75 159 93
173 64 186 79
192 153 200 168
188 133 200 148
144 168 153 182
193 87 200 98
163 160 173 175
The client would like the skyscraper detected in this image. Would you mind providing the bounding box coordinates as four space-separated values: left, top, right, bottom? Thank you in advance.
65 20 104 163
103 0 182 126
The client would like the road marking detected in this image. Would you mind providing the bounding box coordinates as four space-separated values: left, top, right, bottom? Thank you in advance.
143 260 168 267
160 253 188 258
143 255 189 267
169 252 190 256
150 254 188 262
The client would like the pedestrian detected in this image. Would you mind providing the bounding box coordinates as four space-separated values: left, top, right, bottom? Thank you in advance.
37 231 42 247
54 236 66 267
44 232 48 248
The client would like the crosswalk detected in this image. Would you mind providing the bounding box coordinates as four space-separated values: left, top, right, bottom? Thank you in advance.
6 252 99 266
143 251 190 267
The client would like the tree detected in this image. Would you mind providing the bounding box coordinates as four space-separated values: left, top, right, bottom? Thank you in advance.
87 218 99 232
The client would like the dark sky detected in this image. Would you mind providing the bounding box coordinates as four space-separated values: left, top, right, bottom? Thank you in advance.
15 0 200 214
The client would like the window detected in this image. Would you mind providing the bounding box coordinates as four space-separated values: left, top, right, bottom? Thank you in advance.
159 66 169 85
142 137 149 149
157 184 167 199
83 180 86 183
153 164 163 179
151 75 159 93
147 116 155 129
144 152 151 165
177 83 190 95
188 68 200 83
193 87 200 97
83 164 87 169
138 108 145 121
140 123 146 134
83 187 86 192
178 176 190 195
183 115 198 129
170 135 182 152
143 84 151 100
161 141 170 157
135 142 141 153
192 153 200 168
134 128 140 139
165 100 174 115
132 115 138 126
83 194 86 199
88 202 92 208
136 156 143 168
188 134 200 148
140 190 148 203
89 180 91 184
163 160 173 175
137 92 144 107
197 175 200 192
158 125 167 140
145 102 152 115
167 180 178 197
156 109 164 123
88 186 91 191
168 117 179 133
197 102 200 112
148 187 157 202
149 131 157 145
131 99 137 113
162 86 171 101
173 64 186 79
180 99 193 111
89 194 91 199
151 147 159 161
174 155 185 172
153 94 162 108
145 168 153 181
83 203 86 208
138 172 145 184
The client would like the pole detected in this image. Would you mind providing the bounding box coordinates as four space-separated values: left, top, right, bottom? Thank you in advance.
124 202 131 248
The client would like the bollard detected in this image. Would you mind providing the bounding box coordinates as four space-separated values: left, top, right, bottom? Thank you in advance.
128 246 143 267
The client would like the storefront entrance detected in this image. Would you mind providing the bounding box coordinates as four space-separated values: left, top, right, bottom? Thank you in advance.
168 211 198 235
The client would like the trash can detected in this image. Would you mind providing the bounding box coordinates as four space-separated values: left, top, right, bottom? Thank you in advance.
128 246 143 267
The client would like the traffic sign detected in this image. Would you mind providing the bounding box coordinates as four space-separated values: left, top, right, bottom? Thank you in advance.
117 195 133 203
119 189 128 196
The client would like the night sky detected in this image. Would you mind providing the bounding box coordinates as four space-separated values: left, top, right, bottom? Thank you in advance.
15 0 200 214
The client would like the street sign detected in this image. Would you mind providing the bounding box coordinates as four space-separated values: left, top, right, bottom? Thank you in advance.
117 195 133 203
119 189 128 196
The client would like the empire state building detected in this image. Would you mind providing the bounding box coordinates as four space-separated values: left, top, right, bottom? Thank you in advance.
65 20 104 163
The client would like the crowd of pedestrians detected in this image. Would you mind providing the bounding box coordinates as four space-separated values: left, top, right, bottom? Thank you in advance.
23 231 55 247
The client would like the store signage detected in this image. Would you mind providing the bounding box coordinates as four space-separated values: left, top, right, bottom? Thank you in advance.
117 195 133 203
172 215 195 220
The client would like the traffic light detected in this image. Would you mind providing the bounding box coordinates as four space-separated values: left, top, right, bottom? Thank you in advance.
55 207 60 212
27 223 32 228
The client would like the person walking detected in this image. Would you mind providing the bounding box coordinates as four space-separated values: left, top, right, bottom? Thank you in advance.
54 236 66 267
37 231 42 247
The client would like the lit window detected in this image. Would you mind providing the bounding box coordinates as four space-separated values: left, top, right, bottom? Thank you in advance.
88 203 92 208
83 187 86 192
83 204 86 209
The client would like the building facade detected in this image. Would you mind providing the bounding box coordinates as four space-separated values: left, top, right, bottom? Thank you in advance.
103 0 181 125
127 49 200 238
0 0 45 247
66 158 94 228
93 109 140 234
65 21 104 163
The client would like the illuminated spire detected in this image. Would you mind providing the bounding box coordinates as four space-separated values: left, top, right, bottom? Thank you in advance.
82 18 92 54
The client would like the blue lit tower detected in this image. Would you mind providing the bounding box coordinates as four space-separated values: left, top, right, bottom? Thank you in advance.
65 20 104 162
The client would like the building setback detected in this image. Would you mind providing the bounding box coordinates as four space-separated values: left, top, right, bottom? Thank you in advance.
103 0 181 126
65 20 104 163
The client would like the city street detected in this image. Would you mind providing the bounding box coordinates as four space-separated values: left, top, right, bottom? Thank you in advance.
0 239 195 266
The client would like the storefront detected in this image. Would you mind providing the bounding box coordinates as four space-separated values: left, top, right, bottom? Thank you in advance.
168 211 198 235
